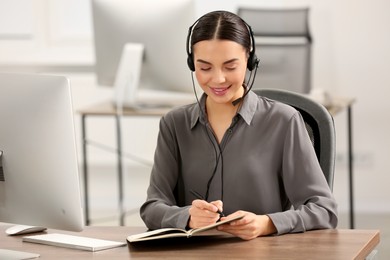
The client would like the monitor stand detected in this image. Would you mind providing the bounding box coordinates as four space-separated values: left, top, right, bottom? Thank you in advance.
113 42 144 109
112 43 196 110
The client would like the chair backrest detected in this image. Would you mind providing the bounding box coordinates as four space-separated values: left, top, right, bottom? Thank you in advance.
238 7 312 94
253 89 335 190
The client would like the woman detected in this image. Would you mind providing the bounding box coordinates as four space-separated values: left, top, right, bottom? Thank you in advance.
140 10 338 240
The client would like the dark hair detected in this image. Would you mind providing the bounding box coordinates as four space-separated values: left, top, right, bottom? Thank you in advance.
190 11 251 56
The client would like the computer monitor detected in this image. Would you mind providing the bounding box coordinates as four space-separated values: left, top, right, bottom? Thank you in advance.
91 0 198 107
0 73 84 233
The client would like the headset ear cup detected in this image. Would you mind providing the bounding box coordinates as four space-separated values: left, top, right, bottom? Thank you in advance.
187 55 195 71
247 52 258 71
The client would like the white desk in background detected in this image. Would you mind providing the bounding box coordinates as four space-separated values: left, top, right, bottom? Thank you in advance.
78 103 168 226
325 96 356 229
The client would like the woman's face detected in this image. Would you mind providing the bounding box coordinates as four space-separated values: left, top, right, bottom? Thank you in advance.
193 39 248 105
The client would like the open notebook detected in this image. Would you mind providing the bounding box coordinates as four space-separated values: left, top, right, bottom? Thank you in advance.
128 215 244 242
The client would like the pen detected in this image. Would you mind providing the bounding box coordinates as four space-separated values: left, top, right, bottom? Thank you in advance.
190 190 225 217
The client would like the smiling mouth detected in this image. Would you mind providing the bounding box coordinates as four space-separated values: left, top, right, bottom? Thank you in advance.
210 85 231 96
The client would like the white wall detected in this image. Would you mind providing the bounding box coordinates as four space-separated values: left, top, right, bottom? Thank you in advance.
1 0 389 215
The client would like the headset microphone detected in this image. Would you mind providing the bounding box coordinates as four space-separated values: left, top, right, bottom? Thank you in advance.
232 97 242 106
232 58 260 106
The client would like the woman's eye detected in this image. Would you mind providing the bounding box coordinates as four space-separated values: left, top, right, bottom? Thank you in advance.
226 67 237 71
200 67 211 71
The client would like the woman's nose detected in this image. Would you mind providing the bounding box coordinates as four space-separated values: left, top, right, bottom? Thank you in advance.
211 69 226 84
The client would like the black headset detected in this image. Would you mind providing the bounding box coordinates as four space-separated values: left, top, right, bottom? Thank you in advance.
186 13 259 72
186 13 260 200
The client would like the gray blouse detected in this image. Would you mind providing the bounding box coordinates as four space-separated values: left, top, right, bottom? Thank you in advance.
140 91 338 235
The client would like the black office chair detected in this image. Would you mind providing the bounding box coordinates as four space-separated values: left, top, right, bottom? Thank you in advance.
253 89 335 190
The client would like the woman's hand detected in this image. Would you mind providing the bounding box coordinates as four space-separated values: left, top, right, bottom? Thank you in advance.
188 199 223 229
217 211 276 240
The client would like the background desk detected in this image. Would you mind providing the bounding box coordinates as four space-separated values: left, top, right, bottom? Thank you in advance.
0 225 379 259
326 96 356 229
78 96 356 227
78 103 169 225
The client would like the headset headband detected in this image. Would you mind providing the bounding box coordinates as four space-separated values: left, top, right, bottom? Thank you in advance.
186 11 259 71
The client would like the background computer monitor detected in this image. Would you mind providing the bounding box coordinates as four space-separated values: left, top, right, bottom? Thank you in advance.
91 0 197 93
0 73 84 232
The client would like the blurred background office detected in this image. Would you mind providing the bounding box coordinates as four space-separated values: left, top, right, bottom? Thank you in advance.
0 0 389 255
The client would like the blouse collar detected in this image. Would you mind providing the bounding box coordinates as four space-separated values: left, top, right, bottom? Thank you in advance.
190 91 258 129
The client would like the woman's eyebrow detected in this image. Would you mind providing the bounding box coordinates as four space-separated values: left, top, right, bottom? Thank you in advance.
223 58 239 64
196 58 239 65
196 59 211 65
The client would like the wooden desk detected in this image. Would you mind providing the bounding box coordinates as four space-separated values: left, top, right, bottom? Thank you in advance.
79 97 356 228
0 225 379 259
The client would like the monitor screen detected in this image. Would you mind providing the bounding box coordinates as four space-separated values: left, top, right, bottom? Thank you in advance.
0 73 84 232
91 0 197 93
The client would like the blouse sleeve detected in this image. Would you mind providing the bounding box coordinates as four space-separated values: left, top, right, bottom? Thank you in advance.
267 112 338 234
140 115 190 230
